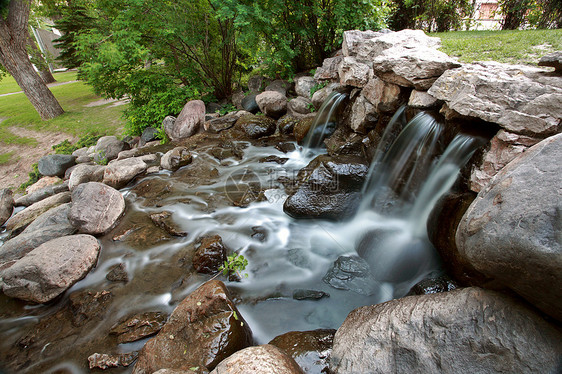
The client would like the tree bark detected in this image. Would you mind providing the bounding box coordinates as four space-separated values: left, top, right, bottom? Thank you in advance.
27 29 56 84
0 0 64 120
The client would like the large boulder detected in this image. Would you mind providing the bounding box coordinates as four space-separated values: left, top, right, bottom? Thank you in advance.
210 345 304 374
428 62 562 137
456 133 562 320
264 79 292 96
283 155 368 220
68 164 106 191
342 29 440 62
5 191 71 235
362 76 402 113
103 157 148 189
94 136 130 163
348 92 378 134
164 100 206 140
0 203 76 271
1 235 100 303
314 56 343 82
37 154 76 177
287 97 313 118
338 57 372 88
69 182 126 235
133 280 252 373
538 50 562 72
330 287 562 374
256 91 288 119
242 94 260 114
0 188 14 226
372 46 461 90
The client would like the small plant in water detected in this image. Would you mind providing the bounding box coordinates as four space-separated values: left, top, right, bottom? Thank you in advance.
219 253 249 278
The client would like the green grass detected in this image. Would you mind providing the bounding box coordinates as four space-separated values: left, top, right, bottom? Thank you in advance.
0 152 15 165
0 81 125 146
0 70 78 95
432 29 562 65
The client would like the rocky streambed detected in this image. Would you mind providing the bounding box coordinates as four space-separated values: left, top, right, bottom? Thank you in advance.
1 29 561 374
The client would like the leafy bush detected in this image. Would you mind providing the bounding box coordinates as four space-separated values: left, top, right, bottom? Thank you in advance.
19 163 41 192
310 82 328 96
52 134 102 154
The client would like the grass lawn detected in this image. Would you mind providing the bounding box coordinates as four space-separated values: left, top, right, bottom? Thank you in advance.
0 70 78 95
432 29 562 65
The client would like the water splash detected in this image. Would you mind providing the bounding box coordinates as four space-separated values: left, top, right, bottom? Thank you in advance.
302 92 347 151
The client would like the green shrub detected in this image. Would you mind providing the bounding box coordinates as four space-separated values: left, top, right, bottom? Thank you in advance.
52 134 103 154
19 163 41 192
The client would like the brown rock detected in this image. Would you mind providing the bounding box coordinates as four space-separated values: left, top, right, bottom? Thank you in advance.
88 352 138 369
165 100 206 140
192 235 227 274
0 188 14 226
150 211 188 237
256 91 288 119
210 345 304 374
133 280 252 373
110 311 168 343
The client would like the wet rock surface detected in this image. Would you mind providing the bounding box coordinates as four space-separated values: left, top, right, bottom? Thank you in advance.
88 352 138 369
457 133 562 320
210 344 304 374
1 235 100 303
150 211 188 237
292 289 329 300
406 275 458 295
69 182 125 235
237 114 277 139
110 311 169 343
269 329 335 374
133 280 252 373
161 147 193 171
192 235 227 274
323 256 376 296
331 287 562 374
0 188 14 226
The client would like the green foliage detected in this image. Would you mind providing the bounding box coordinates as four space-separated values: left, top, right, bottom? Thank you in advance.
94 150 108 165
310 82 328 97
528 0 562 28
214 0 389 77
389 0 474 32
215 104 237 116
219 253 249 278
52 134 102 154
0 151 14 165
156 126 169 145
499 0 536 30
53 4 96 70
19 163 41 192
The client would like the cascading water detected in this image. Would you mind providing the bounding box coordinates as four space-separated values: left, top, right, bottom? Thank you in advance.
0 100 485 373
301 91 347 151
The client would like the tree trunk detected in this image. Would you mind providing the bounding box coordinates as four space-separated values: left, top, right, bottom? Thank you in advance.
27 30 56 84
0 0 64 120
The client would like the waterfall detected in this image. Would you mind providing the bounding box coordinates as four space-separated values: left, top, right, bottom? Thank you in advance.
302 91 347 151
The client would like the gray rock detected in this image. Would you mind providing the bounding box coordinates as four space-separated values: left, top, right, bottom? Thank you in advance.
237 115 277 139
362 76 402 112
242 94 260 114
408 89 440 109
164 100 206 140
1 235 100 303
72 146 90 158
342 29 440 62
330 287 562 374
457 134 562 320
68 164 106 191
295 76 317 98
538 50 562 72
103 157 148 189
5 191 71 235
161 147 193 172
205 112 242 133
133 280 252 373
348 93 378 134
248 75 264 93
256 91 288 119
0 189 14 226
141 127 159 144
428 62 562 137
94 136 129 163
14 180 69 207
323 256 377 295
372 46 461 90
469 130 541 193
265 79 292 96
338 57 372 88
314 56 343 81
69 182 125 235
37 154 76 177
231 90 245 109
117 148 141 160
287 97 312 117
210 345 304 374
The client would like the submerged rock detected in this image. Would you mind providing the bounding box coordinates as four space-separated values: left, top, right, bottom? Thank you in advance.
133 280 252 373
69 289 112 327
210 345 304 374
1 235 100 303
269 329 335 374
292 289 329 301
330 287 562 374
88 352 138 370
106 263 129 282
406 275 458 296
150 211 188 237
110 311 168 344
323 256 376 296
457 133 562 321
69 182 125 235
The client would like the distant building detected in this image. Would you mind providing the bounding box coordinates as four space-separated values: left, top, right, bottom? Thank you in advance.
470 0 502 30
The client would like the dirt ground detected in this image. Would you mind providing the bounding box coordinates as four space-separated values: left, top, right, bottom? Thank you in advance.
0 126 78 191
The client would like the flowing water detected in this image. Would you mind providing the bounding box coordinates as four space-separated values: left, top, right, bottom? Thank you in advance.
0 105 484 373
302 92 347 152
